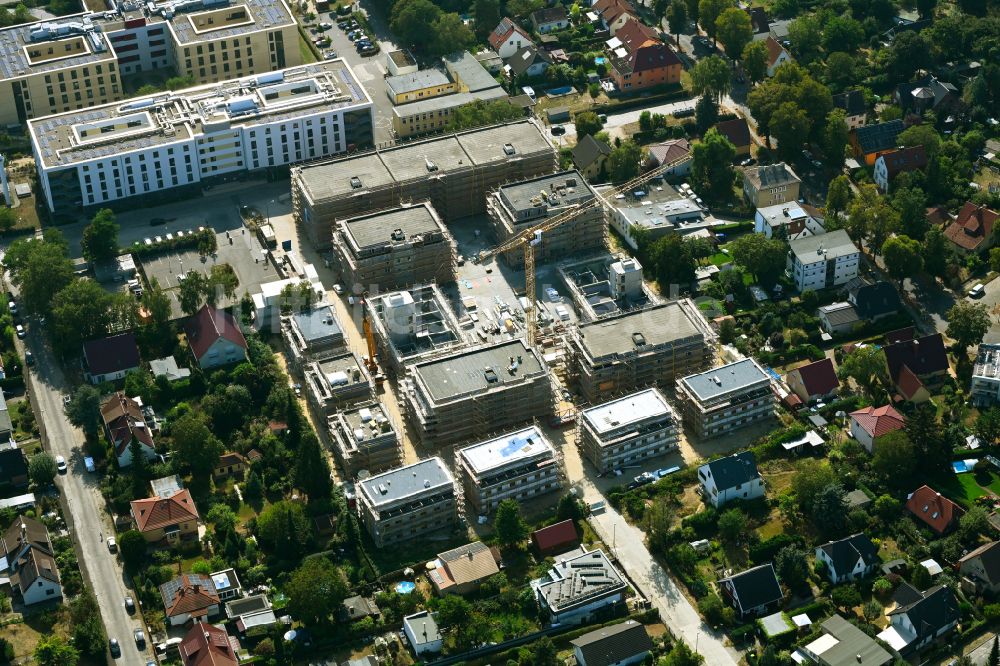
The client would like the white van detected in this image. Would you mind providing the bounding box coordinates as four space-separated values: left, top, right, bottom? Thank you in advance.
969 283 986 298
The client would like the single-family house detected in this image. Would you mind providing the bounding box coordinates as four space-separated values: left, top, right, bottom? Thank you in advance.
592 0 637 34
755 203 824 240
531 519 580 556
765 36 793 76
606 19 681 92
573 134 612 181
505 45 552 79
715 117 752 157
851 120 904 165
82 332 141 384
404 610 443 656
160 574 221 626
816 533 880 583
698 451 764 508
213 452 248 480
0 445 29 495
850 405 905 453
184 304 248 370
226 594 277 635
488 18 534 59
926 206 953 227
427 541 500 596
718 563 784 619
944 202 999 255
905 485 964 535
884 332 949 401
743 162 801 207
571 620 654 666
878 583 959 655
131 488 200 544
786 358 839 403
832 90 867 129
798 614 892 666
535 549 626 624
958 541 1000 595
896 74 958 113
818 302 861 335
645 138 692 175
180 622 238 666
209 568 242 602
0 516 62 605
530 6 569 33
847 279 901 322
341 595 380 622
101 392 156 469
874 145 927 192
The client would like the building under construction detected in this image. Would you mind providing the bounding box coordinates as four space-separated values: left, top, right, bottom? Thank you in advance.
357 457 457 548
290 119 557 248
559 255 657 322
366 284 468 377
402 339 554 448
333 202 456 293
328 400 402 478
486 170 606 268
303 352 374 416
566 300 717 405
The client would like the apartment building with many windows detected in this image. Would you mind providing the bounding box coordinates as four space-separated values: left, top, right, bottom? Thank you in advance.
457 425 561 515
31 60 372 213
357 457 457 548
676 358 775 439
578 388 678 474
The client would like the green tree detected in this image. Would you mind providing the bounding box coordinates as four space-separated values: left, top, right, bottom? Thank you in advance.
286 556 347 626
715 7 752 58
898 124 941 160
871 430 917 485
863 600 883 624
204 264 239 307
822 16 864 53
690 55 731 101
718 508 747 543
698 0 731 42
34 636 78 666
774 545 810 589
882 235 923 282
644 234 698 287
662 639 704 666
256 500 312 556
771 101 811 162
826 175 851 221
295 432 332 500
169 412 223 479
430 13 474 56
846 184 899 253
742 40 769 84
893 187 928 239
608 140 642 183
666 0 687 45
831 585 862 611
812 483 848 537
727 233 787 281
495 498 528 548
988 636 998 666
787 15 822 63
244 470 264 503
29 452 57 486
822 109 849 167
178 271 209 315
791 459 836 512
691 127 735 199
574 111 603 138
65 385 103 438
207 504 238 533
946 301 990 352
4 230 74 315
165 75 195 89
472 0 500 38
772 0 798 17
118 529 147 571
531 637 559 666
695 94 719 133
976 408 1000 446
69 591 106 657
51 278 113 355
922 227 950 278
80 208 120 263
507 0 544 15
824 52 858 91
0 207 18 234
390 0 441 49
432 594 472 628
556 493 587 523
838 346 889 399
645 495 676 553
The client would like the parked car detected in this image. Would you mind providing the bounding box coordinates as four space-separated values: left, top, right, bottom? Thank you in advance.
324 50 338 60
134 629 146 649
7 299 16 315
124 596 135 614
109 639 121 659
551 125 566 136
969 283 986 298
24 350 33 366
56 455 67 473
15 324 24 338
106 537 117 553
318 21 332 29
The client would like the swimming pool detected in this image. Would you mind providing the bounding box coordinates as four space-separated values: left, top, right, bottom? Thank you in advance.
395 581 416 594
953 459 979 473
594 56 607 65
546 86 575 97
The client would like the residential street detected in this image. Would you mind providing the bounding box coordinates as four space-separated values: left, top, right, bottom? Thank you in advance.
17 324 150 664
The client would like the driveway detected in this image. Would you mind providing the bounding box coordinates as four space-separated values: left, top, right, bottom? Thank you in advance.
17 324 151 664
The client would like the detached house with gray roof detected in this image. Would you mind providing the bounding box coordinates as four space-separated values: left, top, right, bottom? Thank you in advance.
743 162 801 207
877 583 959 655
959 541 1000 595
719 563 783 619
787 229 860 292
816 533 880 583
571 620 654 666
697 451 764 508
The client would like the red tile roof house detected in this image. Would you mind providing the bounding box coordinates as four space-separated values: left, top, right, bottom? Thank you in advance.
849 405 905 453
101 392 156 469
185 304 248 370
160 574 221 627
644 138 692 175
606 19 681 93
944 202 1000 255
131 488 200 545
906 485 964 536
531 519 581 556
82 332 140 385
488 17 535 59
786 358 839 403
883 332 950 403
765 36 793 76
180 621 238 666
592 0 638 35
873 145 927 192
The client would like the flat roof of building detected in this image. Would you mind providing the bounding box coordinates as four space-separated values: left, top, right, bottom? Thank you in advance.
458 425 553 475
343 203 443 250
31 60 369 169
538 549 625 612
0 14 115 81
444 50 501 92
392 87 507 119
581 387 672 434
150 0 295 45
497 170 593 214
609 183 704 230
575 300 711 360
680 358 769 402
359 457 453 508
291 305 342 344
789 229 858 263
385 68 451 96
338 401 394 442
295 119 550 203
413 339 545 403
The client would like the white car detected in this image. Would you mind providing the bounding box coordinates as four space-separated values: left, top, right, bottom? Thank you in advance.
333 283 344 295
106 537 117 553
7 300 16 315
56 455 67 473
15 324 25 338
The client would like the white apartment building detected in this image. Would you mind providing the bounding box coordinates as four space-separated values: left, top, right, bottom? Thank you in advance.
972 343 1000 407
786 229 860 292
578 388 679 474
457 425 561 515
676 358 775 439
31 60 373 213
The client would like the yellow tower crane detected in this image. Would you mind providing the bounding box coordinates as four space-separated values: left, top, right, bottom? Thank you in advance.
475 156 691 346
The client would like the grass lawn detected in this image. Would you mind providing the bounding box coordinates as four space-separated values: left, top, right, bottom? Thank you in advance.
933 470 990 508
299 33 319 64
707 251 731 266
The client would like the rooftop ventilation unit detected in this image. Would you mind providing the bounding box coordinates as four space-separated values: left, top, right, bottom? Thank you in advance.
502 143 516 156
484 368 499 383
425 158 437 172
390 228 406 241
350 176 363 189
631 332 646 346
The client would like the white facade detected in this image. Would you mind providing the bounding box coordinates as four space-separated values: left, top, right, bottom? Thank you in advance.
699 465 765 508
873 156 891 192
754 204 824 239
19 572 62 606
494 29 533 59
403 611 442 655
31 61 372 213
697 452 766 508
849 417 875 452
972 344 1000 407
195 337 247 370
457 426 561 514
578 388 678 474
787 230 860 292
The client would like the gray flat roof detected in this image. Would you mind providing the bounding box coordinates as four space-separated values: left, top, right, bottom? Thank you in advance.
359 457 453 508
680 358 770 401
444 50 501 92
291 305 342 343
414 339 545 403
576 301 710 360
385 68 451 96
343 203 443 249
581 388 672 434
538 549 625 612
392 87 507 118
0 14 115 81
498 170 593 214
164 0 295 45
789 229 859 263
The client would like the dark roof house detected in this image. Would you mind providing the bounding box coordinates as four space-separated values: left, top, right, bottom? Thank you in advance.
853 120 904 156
715 118 752 152
571 620 654 666
833 89 866 117
506 45 552 77
896 74 958 112
848 280 901 321
816 533 880 583
0 445 29 493
82 332 140 383
719 563 784 618
884 332 949 398
184 304 248 369
786 357 839 402
883 583 959 654
959 541 1000 594
572 134 612 173
702 451 761 492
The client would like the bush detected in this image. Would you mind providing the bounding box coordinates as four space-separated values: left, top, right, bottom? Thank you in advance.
129 228 215 258
750 533 803 564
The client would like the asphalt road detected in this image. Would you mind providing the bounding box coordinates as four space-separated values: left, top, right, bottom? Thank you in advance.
18 323 150 665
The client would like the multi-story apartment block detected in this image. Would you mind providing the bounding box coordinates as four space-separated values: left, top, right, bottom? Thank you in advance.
357 457 457 547
971 344 1000 407
487 170 606 267
676 358 775 439
786 229 860 292
567 300 716 405
328 400 401 477
280 304 345 372
457 425 561 515
0 0 301 126
742 162 801 208
332 202 455 292
578 388 678 474
303 352 373 416
402 340 554 448
31 60 372 213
